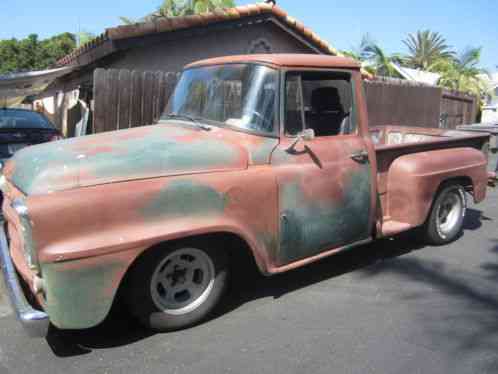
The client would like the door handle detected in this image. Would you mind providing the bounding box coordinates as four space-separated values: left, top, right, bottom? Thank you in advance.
351 150 369 162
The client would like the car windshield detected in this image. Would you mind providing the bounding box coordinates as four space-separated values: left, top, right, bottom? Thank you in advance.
163 64 278 136
0 109 54 129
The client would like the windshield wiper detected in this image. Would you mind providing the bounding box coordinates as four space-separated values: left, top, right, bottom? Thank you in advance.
162 113 211 131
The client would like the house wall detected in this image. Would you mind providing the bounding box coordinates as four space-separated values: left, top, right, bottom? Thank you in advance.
37 21 317 135
107 22 315 72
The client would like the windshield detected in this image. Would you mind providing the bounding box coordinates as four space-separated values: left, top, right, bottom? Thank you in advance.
0 109 54 129
163 64 278 136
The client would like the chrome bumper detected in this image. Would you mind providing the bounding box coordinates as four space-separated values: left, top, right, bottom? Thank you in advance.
0 224 49 337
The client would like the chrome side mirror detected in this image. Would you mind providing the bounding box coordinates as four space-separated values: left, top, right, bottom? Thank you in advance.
301 128 315 141
287 128 315 151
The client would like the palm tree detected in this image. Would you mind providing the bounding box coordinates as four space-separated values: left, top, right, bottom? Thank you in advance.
120 0 235 24
357 34 402 77
167 0 235 16
403 30 454 70
432 47 489 97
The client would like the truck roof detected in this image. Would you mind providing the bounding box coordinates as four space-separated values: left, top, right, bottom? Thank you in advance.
186 54 361 70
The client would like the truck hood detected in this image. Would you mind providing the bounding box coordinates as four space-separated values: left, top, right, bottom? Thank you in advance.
5 123 275 195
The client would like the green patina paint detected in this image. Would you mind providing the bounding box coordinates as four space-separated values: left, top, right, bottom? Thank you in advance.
42 260 125 329
256 230 279 264
140 179 228 220
249 138 279 165
9 124 245 195
278 168 371 264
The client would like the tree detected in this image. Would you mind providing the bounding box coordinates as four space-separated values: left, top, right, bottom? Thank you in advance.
403 30 454 70
354 34 402 77
120 0 236 24
0 33 76 74
77 31 96 47
431 47 489 97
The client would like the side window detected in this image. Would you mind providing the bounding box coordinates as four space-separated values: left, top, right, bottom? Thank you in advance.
285 74 304 136
284 71 356 137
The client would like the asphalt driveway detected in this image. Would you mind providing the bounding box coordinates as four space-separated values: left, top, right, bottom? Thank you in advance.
0 156 497 374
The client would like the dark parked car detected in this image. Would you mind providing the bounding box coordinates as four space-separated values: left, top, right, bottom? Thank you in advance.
0 108 62 208
0 108 62 161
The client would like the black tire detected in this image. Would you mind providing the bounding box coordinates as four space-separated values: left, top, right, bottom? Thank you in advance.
423 183 467 245
125 242 229 331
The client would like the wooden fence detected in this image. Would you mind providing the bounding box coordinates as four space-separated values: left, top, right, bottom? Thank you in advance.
440 89 477 129
364 79 442 128
364 78 477 129
93 68 178 133
92 68 478 134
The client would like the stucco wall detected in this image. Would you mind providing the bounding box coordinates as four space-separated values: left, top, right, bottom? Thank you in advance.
108 22 316 72
38 21 319 134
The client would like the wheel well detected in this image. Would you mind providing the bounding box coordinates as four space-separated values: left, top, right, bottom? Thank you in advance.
437 176 474 195
115 232 261 303
418 176 472 229
169 232 261 274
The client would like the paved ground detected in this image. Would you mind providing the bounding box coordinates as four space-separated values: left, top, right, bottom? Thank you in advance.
0 156 497 374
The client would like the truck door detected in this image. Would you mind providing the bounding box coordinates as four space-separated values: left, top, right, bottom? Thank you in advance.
271 70 373 266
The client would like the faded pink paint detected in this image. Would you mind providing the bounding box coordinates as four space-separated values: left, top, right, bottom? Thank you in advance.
0 54 491 331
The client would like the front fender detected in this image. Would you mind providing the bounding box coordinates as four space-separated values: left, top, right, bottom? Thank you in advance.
27 170 279 329
41 218 271 330
41 248 140 329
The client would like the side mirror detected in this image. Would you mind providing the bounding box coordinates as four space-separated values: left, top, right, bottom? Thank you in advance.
301 128 315 141
287 128 315 151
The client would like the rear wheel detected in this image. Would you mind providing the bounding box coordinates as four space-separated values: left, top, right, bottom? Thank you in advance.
125 243 228 331
424 183 467 245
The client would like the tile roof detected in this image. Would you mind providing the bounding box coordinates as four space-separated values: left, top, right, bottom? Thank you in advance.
187 54 360 69
56 2 340 66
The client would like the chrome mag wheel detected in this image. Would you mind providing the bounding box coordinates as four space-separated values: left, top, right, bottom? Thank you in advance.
150 248 216 316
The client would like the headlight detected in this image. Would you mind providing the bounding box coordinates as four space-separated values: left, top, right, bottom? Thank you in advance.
0 174 6 192
12 198 39 273
0 161 5 191
0 161 10 195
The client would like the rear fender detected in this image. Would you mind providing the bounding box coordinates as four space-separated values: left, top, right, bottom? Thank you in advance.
385 147 487 227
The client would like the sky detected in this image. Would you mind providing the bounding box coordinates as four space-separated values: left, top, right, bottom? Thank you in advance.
0 0 496 71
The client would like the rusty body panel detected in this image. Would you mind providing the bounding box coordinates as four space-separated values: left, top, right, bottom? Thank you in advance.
271 135 373 265
372 125 489 236
4 122 279 196
0 54 490 332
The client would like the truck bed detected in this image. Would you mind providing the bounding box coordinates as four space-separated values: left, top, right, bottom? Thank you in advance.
370 125 490 236
370 125 488 150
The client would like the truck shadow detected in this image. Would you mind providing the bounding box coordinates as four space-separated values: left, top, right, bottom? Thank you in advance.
356 239 498 372
46 208 487 358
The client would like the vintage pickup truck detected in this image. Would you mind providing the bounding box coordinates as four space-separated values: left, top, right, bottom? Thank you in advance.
0 54 490 337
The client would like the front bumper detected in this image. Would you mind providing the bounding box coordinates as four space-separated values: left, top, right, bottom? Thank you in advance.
0 224 49 337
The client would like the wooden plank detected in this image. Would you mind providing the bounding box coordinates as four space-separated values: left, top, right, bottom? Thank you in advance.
130 70 144 127
157 72 167 119
118 69 132 129
142 71 154 125
152 71 162 121
104 69 120 132
93 69 107 134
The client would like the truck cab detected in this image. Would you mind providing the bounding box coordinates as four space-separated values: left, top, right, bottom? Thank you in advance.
0 54 489 336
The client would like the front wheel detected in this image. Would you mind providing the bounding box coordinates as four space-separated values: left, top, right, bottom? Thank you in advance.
423 183 467 245
125 243 228 331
